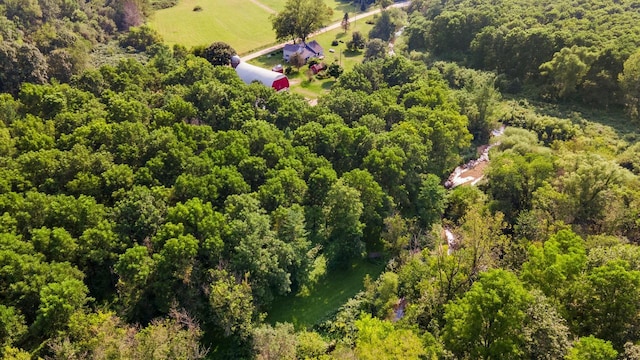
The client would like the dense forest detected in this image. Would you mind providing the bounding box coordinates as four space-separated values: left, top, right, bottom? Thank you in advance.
1 0 640 359
0 0 159 94
405 0 640 114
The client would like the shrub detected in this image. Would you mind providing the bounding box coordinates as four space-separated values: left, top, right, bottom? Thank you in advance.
118 25 162 52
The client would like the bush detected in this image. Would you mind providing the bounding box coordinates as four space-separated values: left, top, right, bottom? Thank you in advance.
118 25 162 52
331 40 339 46
327 63 343 78
193 5 202 11
501 108 580 144
151 0 178 10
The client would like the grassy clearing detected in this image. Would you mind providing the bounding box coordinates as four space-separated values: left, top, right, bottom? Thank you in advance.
149 0 277 52
266 257 386 330
248 18 375 98
149 0 364 52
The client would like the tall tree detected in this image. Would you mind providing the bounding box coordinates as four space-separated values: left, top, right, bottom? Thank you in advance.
364 39 387 62
341 12 350 33
323 180 365 267
619 49 640 120
443 269 532 359
201 42 237 67
271 0 332 42
567 260 640 348
209 269 255 340
539 46 596 99
415 173 447 230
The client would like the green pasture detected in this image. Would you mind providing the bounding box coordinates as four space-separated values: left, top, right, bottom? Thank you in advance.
148 0 276 52
149 0 364 53
248 18 375 98
266 257 386 330
258 0 358 20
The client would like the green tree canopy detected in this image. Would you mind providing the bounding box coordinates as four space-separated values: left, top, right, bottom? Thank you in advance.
271 0 332 42
443 269 532 359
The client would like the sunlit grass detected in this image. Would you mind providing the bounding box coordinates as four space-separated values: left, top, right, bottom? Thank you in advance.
149 0 277 52
266 256 386 330
148 0 365 52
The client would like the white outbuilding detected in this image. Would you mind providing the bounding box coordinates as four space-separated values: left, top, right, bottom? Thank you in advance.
231 56 289 91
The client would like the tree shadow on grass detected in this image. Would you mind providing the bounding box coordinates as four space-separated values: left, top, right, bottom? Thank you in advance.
322 80 336 89
344 49 362 58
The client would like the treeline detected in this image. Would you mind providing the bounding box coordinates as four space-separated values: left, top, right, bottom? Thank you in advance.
404 0 640 117
0 0 157 94
0 49 476 357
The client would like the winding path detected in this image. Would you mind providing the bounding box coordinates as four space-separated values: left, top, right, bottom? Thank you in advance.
240 1 411 61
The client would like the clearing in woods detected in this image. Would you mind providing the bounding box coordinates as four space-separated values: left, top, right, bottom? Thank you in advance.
266 257 386 329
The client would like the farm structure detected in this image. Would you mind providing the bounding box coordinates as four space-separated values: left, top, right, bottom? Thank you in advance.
232 55 290 91
283 40 324 62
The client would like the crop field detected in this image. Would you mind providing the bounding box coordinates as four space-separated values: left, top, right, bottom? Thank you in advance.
149 0 362 53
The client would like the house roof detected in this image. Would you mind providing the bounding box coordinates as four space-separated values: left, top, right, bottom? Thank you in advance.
283 44 299 53
306 40 323 54
300 48 316 59
235 62 288 88
283 41 324 55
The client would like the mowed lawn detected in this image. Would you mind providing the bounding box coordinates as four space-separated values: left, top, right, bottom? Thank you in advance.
266 258 386 329
149 0 277 53
149 0 363 53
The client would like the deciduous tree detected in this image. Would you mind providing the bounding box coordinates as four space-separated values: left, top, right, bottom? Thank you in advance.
271 0 332 42
619 49 640 120
201 42 237 66
565 336 617 360
443 269 532 359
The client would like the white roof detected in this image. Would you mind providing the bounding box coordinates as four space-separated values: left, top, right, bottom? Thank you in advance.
235 62 286 86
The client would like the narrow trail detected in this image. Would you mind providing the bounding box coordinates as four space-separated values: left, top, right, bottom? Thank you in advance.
240 1 410 61
248 0 276 14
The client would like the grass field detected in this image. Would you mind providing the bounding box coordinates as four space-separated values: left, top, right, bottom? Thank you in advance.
149 0 363 53
266 257 386 329
149 0 277 52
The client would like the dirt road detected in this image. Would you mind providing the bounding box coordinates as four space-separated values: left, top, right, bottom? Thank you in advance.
240 1 410 62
